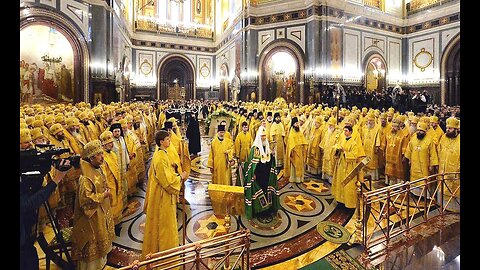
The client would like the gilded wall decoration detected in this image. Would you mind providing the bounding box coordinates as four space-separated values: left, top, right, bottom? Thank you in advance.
413 48 433 72
200 63 211 78
140 59 153 75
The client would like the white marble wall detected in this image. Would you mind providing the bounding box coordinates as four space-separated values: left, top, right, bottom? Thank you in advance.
362 32 387 60
59 0 89 38
257 25 305 54
342 28 403 84
216 43 237 83
343 29 361 80
135 50 156 86
258 29 276 54
408 32 440 84
387 37 402 83
197 56 213 87
287 25 306 53
441 27 460 52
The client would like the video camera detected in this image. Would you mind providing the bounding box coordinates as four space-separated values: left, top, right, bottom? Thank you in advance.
20 144 80 195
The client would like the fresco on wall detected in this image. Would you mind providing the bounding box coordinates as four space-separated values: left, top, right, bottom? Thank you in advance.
329 27 342 76
20 25 74 104
264 51 298 103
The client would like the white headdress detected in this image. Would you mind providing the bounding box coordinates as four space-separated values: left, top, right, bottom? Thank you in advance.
252 126 271 163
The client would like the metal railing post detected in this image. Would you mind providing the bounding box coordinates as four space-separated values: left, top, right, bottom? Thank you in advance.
424 178 428 221
349 180 363 245
386 188 391 249
405 182 410 238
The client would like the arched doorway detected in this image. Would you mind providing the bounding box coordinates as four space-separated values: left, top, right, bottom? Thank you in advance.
259 42 304 103
158 55 195 100
441 35 460 105
20 8 89 103
219 63 229 101
364 55 387 93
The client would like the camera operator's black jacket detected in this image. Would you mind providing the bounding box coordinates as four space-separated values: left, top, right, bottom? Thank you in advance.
20 181 57 249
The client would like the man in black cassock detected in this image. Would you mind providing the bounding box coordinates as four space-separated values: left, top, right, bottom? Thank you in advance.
186 114 201 156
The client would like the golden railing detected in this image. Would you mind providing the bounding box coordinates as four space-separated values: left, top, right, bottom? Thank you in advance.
135 19 214 39
117 229 251 270
356 172 460 262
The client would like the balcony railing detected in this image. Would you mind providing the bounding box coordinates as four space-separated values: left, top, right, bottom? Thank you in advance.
135 18 214 39
360 172 460 262
117 229 251 270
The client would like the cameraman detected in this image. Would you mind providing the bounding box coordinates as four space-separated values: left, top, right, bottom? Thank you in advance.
20 129 71 270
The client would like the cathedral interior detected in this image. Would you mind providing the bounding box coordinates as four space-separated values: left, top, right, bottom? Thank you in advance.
20 0 460 269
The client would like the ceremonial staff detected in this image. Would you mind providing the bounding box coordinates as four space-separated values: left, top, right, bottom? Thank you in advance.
335 83 342 124
179 106 188 246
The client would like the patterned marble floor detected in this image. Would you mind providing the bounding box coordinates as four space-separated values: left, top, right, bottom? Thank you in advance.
105 136 355 269
35 125 458 270
35 134 355 270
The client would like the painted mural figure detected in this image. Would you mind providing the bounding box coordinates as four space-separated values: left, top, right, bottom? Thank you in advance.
21 64 35 103
20 60 26 94
59 64 73 101
40 62 58 99
286 74 296 103
196 0 202 14
30 63 39 95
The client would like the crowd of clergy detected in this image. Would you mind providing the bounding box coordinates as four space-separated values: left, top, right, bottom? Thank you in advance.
19 98 460 269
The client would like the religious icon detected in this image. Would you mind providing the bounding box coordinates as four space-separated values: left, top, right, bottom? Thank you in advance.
196 0 202 14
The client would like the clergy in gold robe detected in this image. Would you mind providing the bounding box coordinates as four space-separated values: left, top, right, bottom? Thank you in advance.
378 113 391 176
384 119 409 185
142 130 187 264
110 123 130 210
100 131 123 224
64 117 85 155
219 120 233 141
156 109 166 130
235 121 253 164
404 122 439 198
249 112 260 139
127 116 146 183
207 124 234 185
437 117 460 211
49 123 80 206
121 119 139 195
251 112 265 139
285 117 308 183
361 114 381 181
165 121 182 156
307 116 326 175
269 112 286 168
320 117 341 184
80 111 99 140
71 140 114 270
331 125 366 209
428 116 445 146
134 115 149 162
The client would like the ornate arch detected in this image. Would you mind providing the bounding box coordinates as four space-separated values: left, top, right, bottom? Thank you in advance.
440 33 460 105
20 7 90 102
363 52 389 90
219 63 230 101
157 53 196 100
258 40 305 103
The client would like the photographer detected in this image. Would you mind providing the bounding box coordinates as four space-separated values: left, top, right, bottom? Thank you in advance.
20 128 71 270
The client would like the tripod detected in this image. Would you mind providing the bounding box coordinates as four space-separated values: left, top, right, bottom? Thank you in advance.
37 200 74 270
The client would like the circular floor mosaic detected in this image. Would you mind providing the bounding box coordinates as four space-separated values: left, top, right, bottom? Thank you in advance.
316 220 351 244
109 150 354 268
